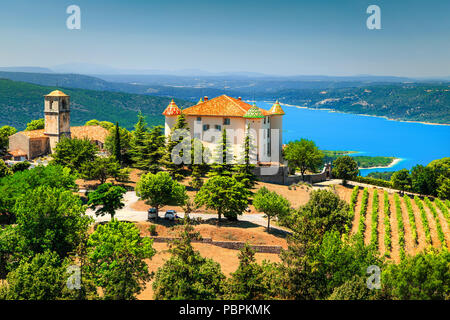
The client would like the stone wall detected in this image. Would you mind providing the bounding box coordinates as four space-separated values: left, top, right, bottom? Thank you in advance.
254 163 332 186
149 236 282 254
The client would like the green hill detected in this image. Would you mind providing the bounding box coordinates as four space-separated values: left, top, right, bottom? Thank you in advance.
0 79 193 130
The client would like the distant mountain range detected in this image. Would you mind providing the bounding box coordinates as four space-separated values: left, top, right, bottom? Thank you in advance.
0 70 449 125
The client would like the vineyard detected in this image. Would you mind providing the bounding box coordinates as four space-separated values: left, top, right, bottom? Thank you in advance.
347 186 450 262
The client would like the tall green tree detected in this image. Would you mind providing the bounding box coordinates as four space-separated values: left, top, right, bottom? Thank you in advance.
136 125 165 173
80 156 122 184
0 165 78 223
87 220 155 300
0 125 17 155
87 183 127 220
161 114 190 180
195 176 248 222
332 155 359 185
411 165 436 195
25 118 44 131
130 111 148 166
283 139 324 181
0 159 12 178
391 169 411 192
253 187 291 231
51 137 98 172
152 218 225 300
234 126 257 189
209 129 234 178
14 186 92 258
224 244 272 300
0 250 69 300
136 171 188 216
105 125 132 165
113 122 122 164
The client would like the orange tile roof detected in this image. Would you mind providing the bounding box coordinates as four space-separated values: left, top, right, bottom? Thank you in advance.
19 125 109 143
9 149 27 157
269 100 285 115
21 129 46 139
178 95 270 118
45 90 69 97
162 99 182 116
71 125 109 143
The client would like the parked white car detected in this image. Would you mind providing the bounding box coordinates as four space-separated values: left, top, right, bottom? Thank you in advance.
164 210 178 221
148 208 158 220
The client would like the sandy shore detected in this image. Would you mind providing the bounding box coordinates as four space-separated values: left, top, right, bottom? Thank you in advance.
360 157 403 170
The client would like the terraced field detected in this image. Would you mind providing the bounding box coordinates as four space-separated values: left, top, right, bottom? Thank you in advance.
348 187 450 262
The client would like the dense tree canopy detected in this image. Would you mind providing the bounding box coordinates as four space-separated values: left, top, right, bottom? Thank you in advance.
136 171 188 215
14 186 92 258
152 219 225 300
332 155 359 185
87 183 127 220
51 137 98 172
195 176 249 222
25 118 44 131
87 220 155 300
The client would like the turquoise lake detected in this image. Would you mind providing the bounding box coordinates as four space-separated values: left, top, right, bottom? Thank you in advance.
256 101 450 176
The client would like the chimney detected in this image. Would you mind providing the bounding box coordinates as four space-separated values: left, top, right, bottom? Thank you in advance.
204 96 208 101
238 97 242 101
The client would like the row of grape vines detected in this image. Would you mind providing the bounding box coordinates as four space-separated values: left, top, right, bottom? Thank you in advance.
424 197 447 250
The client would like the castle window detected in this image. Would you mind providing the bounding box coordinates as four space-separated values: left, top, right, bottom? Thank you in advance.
215 125 222 131
197 117 201 121
203 124 210 131
223 118 230 125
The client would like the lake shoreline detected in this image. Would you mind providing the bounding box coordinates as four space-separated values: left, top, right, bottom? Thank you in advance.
270 101 450 127
359 158 403 170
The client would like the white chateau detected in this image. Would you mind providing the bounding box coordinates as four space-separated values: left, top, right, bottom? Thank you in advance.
162 95 285 164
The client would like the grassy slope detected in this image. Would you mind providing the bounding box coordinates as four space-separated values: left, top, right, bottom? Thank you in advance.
0 79 194 130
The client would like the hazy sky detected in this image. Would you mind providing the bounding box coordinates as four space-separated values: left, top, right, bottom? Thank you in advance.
1 0 449 77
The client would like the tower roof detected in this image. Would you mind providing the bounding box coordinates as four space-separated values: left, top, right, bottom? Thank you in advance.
45 90 69 97
162 99 182 116
269 100 285 115
243 103 265 119
181 95 269 118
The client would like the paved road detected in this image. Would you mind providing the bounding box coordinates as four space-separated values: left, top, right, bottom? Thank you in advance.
86 191 290 233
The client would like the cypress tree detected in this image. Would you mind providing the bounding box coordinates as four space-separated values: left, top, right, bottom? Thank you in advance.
161 114 190 180
113 122 122 165
208 129 234 178
234 125 257 189
130 112 148 166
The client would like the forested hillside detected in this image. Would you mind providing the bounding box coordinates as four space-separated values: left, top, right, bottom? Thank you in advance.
0 79 193 130
271 84 450 124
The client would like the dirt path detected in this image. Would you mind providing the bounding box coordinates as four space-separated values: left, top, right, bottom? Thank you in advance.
434 201 450 248
364 189 374 246
388 193 401 263
399 196 415 256
409 197 428 252
351 190 363 235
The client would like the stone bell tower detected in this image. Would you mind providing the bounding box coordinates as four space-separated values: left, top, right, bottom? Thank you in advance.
44 90 71 153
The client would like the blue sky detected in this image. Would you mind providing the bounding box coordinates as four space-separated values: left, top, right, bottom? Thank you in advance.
0 0 449 76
